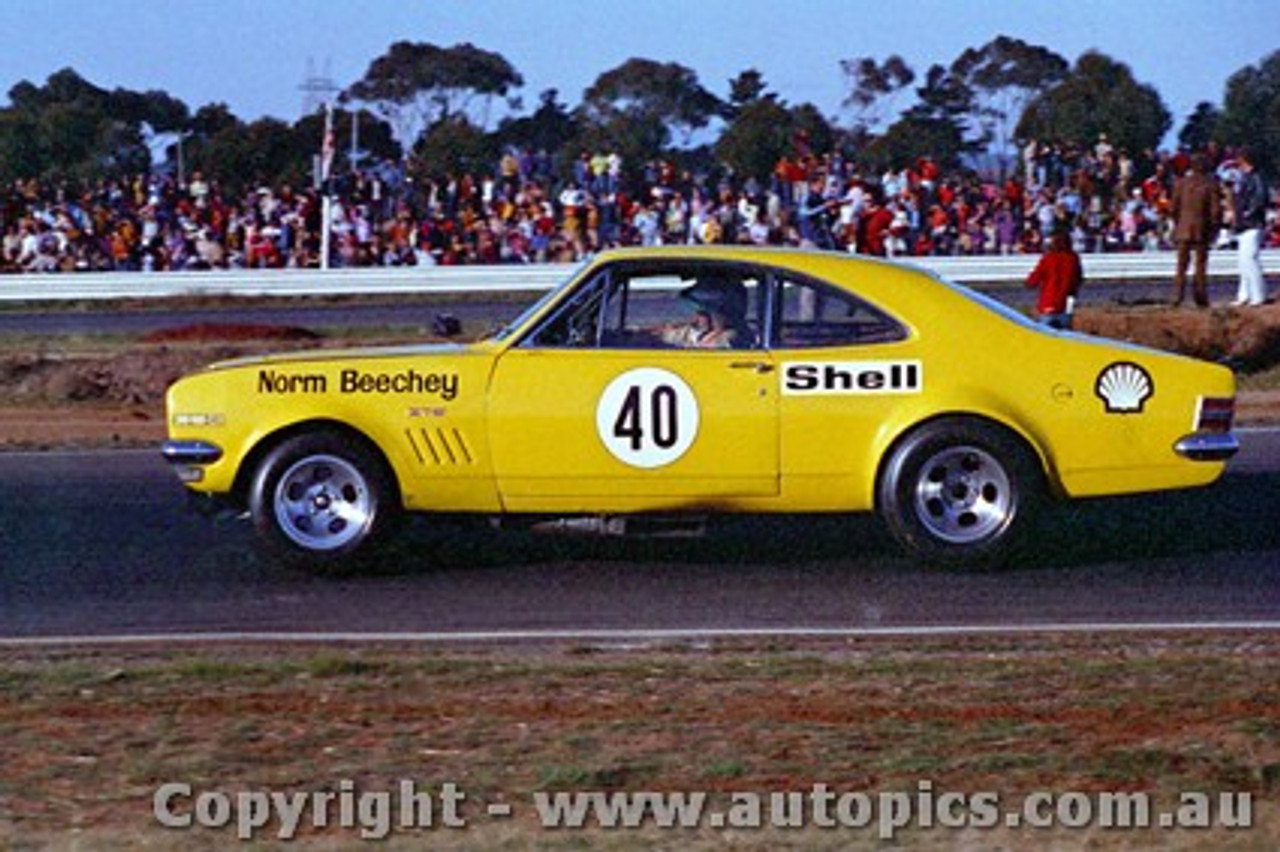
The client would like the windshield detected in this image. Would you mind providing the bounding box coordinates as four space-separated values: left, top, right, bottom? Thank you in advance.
486 260 590 342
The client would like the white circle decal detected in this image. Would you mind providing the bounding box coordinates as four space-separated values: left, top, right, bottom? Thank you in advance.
596 368 699 468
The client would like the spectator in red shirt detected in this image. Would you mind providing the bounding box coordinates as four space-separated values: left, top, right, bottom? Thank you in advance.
1026 228 1083 329
858 191 895 256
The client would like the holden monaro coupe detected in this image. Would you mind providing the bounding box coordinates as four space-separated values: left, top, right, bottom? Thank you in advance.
162 246 1238 571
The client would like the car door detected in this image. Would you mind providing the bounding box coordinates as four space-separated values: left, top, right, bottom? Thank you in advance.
771 271 918 510
486 262 779 508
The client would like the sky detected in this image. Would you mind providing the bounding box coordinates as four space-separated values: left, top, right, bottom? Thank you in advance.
1 0 1276 149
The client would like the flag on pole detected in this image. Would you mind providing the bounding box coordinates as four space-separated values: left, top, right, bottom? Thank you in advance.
321 103 335 182
320 102 335 270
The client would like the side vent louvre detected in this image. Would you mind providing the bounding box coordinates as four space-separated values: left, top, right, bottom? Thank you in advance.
405 427 474 466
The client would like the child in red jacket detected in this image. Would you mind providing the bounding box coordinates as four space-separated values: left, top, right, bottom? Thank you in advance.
1026 228 1083 329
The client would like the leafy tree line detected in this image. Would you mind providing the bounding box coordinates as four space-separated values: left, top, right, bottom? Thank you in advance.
1 38 1276 201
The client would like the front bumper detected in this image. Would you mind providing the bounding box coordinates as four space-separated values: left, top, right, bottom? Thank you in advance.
161 440 223 483
1173 431 1239 462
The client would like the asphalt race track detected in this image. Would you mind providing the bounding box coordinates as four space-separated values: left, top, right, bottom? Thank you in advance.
1 429 1278 642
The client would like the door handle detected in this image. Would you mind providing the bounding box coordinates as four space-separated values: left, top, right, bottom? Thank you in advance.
730 361 775 374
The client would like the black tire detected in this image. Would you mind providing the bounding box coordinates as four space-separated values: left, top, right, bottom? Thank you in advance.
248 430 400 574
877 418 1044 567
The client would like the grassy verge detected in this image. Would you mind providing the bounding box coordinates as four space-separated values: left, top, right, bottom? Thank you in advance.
1 634 1278 849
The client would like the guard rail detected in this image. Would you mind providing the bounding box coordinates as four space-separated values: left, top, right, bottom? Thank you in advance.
1 249 1277 302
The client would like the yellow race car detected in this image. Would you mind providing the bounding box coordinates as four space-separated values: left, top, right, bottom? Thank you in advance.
162 246 1238 571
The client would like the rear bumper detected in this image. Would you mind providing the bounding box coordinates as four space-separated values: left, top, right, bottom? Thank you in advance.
1173 431 1239 462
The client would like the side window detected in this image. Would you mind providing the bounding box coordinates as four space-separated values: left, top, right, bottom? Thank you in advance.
775 276 907 348
523 264 766 351
613 270 762 350
524 271 618 347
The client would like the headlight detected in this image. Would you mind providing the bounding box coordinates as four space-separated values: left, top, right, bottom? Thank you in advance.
171 413 226 427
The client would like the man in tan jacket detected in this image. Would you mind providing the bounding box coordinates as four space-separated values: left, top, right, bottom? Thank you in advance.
1169 153 1221 308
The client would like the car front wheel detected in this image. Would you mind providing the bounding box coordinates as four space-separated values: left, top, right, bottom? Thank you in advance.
878 418 1043 567
249 430 399 573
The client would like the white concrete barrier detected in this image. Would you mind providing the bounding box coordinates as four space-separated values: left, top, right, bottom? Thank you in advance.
1 250 1276 302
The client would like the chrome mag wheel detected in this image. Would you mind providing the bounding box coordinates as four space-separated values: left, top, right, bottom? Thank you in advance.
911 445 1014 544
273 453 374 551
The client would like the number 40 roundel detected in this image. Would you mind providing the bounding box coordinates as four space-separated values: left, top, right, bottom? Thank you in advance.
595 367 700 468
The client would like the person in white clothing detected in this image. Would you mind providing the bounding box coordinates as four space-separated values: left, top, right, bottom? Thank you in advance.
1231 150 1269 307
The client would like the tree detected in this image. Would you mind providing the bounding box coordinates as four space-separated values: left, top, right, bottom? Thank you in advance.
840 55 915 134
716 71 814 183
0 67 198 182
0 112 41 183
409 116 497 185
1017 51 1170 157
1215 50 1280 176
8 67 103 113
192 118 304 196
790 103 837 160
345 41 523 151
36 101 105 175
190 103 239 138
108 88 190 133
715 97 794 183
580 58 723 149
495 89 578 157
175 103 240 182
865 114 968 177
726 69 769 117
567 58 722 188
4 69 115 179
867 64 976 172
951 37 1068 174
1179 102 1221 153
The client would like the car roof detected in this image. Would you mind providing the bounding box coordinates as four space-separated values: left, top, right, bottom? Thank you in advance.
587 245 951 311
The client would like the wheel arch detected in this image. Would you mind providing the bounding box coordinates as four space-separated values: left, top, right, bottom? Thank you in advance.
229 418 402 511
874 411 1054 512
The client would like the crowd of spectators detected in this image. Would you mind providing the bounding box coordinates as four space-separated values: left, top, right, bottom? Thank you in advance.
2 136 1276 274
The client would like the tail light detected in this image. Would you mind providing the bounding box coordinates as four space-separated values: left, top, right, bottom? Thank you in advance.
1196 396 1235 433
1175 396 1239 461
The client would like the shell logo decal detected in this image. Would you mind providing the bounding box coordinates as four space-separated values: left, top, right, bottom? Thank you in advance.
1095 362 1153 414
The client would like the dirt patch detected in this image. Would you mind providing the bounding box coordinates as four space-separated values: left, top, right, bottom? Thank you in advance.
0 325 333 448
0 344 278 449
1076 302 1280 371
2 346 238 407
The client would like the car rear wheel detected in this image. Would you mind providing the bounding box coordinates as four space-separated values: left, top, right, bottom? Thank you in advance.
878 418 1043 567
249 430 399 573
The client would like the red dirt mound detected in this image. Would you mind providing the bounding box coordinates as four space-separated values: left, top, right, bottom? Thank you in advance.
141 323 321 344
1076 302 1280 371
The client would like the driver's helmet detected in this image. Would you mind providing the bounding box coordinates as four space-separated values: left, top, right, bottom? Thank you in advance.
679 276 748 321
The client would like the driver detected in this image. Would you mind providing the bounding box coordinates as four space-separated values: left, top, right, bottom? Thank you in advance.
657 277 751 349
